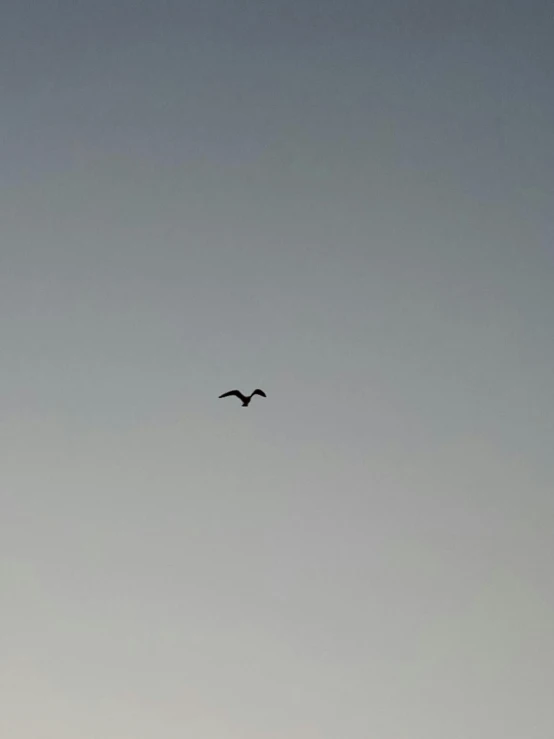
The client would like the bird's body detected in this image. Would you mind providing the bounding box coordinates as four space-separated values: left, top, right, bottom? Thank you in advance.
218 389 267 407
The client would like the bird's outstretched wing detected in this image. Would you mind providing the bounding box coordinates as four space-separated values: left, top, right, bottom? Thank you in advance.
252 389 267 398
219 390 247 402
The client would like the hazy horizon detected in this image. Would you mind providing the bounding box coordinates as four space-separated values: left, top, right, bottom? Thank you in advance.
2 1 553 737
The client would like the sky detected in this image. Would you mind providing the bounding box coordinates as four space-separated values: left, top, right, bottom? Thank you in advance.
1 1 553 737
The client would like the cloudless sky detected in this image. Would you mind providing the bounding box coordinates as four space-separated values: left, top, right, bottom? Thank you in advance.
2 2 553 738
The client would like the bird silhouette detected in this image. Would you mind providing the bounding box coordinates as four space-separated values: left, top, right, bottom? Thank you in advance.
218 389 267 407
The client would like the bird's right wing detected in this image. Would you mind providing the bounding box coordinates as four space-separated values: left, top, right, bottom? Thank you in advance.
219 390 246 401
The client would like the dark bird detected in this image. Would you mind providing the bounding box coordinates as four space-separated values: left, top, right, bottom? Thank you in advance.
218 389 267 407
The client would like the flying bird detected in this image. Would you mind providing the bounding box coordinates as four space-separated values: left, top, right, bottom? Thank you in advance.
218 389 267 407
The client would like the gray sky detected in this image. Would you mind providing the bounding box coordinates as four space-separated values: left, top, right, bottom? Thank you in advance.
2 2 553 737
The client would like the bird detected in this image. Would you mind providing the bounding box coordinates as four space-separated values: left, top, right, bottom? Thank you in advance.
218 389 267 407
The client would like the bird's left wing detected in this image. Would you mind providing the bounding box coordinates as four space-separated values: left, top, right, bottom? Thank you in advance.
252 389 267 398
219 390 245 400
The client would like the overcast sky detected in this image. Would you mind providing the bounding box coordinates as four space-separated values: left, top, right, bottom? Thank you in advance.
2 2 553 738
